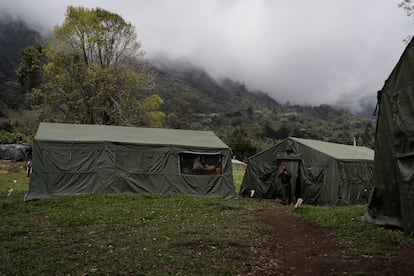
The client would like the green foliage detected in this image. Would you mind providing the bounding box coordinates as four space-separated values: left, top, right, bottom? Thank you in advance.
0 122 30 144
15 44 44 91
137 94 166 127
0 130 24 144
0 110 41 143
233 169 245 194
228 129 257 162
19 6 164 127
56 6 140 68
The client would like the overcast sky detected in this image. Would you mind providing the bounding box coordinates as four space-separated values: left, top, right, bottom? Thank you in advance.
1 0 413 109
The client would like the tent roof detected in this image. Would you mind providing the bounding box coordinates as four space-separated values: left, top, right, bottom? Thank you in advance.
34 122 229 149
290 137 374 160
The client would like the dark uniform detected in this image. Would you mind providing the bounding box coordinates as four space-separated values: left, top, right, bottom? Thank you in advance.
278 166 292 204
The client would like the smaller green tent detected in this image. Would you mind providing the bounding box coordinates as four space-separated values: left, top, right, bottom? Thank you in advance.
25 123 235 200
240 137 374 205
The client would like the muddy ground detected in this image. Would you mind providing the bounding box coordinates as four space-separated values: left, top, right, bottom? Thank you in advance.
253 204 414 275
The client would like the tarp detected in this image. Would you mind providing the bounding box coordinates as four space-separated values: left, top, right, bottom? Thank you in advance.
240 137 374 205
364 39 414 233
0 144 31 161
25 123 235 200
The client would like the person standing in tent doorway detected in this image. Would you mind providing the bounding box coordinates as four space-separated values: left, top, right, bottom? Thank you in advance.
278 164 292 205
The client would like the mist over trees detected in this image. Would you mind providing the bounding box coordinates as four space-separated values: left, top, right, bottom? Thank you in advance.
0 6 376 151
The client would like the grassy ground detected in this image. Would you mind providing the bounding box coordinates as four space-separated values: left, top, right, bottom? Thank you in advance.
232 169 245 194
1 164 274 275
1 163 413 274
293 205 413 258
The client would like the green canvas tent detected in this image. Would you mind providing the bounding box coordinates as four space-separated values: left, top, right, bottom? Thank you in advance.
364 39 414 232
240 137 374 205
25 123 235 200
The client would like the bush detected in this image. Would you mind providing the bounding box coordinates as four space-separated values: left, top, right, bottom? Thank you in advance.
0 130 25 144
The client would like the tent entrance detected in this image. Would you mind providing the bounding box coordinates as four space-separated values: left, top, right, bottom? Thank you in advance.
277 159 301 204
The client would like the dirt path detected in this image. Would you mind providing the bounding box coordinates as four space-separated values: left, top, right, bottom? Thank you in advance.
254 204 414 275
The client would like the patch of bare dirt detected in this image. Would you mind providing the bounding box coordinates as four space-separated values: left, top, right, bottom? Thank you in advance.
0 161 24 173
253 204 414 275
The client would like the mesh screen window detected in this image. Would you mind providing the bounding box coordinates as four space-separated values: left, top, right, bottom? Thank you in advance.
179 153 223 175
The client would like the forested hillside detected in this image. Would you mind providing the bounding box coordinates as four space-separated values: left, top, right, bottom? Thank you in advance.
152 61 375 159
0 17 375 161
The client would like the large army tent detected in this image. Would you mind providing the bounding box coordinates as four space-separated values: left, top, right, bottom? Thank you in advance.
240 137 374 205
364 39 414 233
25 122 235 200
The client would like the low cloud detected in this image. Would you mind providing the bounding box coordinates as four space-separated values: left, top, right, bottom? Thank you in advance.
1 0 412 108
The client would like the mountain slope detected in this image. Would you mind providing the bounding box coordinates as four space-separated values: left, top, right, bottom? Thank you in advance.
152 60 375 154
0 18 375 155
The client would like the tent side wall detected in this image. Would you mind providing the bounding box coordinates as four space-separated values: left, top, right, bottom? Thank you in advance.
290 141 338 205
365 39 414 231
241 138 374 205
391 61 414 232
337 160 374 205
25 140 235 200
240 145 283 199
366 89 403 227
240 139 336 204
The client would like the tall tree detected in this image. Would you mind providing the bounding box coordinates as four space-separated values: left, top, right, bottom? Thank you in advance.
21 6 164 126
16 44 44 91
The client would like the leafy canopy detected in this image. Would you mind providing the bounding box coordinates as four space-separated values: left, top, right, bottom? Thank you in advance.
21 6 164 127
